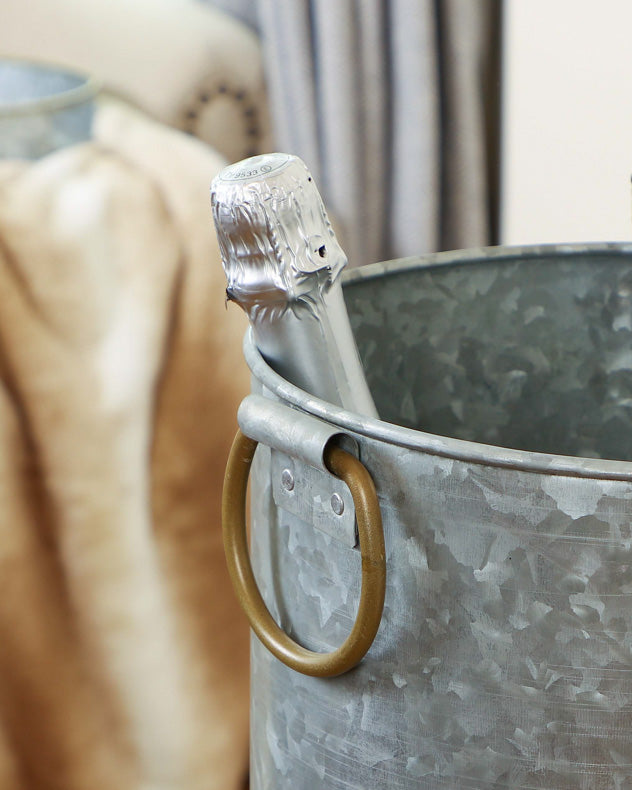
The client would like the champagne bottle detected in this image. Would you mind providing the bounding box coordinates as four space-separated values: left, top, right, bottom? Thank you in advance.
211 153 377 418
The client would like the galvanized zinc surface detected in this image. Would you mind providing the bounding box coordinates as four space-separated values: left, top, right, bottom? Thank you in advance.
246 245 632 788
345 244 632 462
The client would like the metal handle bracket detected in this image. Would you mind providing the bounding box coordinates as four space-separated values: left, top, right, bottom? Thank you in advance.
222 414 386 677
238 394 346 472
239 393 358 545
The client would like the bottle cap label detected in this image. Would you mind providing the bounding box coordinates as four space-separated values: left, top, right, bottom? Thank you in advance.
219 153 292 182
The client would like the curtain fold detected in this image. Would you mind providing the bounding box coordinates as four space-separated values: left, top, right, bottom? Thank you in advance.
388 0 441 257
356 1 389 265
438 0 501 250
257 0 321 176
254 0 501 265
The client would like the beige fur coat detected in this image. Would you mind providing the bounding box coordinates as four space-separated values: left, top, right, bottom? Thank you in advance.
0 100 251 789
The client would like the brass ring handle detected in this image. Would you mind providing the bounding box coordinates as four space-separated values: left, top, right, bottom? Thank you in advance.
222 429 386 678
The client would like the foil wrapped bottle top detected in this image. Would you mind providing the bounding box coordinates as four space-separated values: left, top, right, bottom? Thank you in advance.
211 152 377 417
211 153 347 321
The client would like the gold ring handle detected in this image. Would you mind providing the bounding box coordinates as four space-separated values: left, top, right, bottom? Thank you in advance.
222 429 386 677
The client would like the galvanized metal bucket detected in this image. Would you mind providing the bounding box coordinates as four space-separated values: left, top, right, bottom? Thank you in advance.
225 243 632 789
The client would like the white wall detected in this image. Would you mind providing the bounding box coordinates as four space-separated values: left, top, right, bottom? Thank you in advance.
501 0 632 245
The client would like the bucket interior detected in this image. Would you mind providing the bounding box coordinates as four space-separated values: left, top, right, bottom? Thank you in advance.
343 248 632 462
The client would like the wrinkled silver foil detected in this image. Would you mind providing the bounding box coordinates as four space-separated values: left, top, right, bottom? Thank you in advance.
211 153 377 417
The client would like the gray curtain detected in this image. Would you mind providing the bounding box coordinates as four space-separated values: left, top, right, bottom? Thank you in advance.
203 0 501 266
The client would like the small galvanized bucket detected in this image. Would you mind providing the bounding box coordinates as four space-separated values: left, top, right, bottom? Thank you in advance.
223 243 632 789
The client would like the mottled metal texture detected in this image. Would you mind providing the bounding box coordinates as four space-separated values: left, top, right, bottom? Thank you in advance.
238 394 356 546
238 394 345 473
346 244 632 462
245 244 632 789
0 59 98 159
270 450 357 548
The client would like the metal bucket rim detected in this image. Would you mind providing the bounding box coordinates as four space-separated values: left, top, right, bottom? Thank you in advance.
244 242 632 482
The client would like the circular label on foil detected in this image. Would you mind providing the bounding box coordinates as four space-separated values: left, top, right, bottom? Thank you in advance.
220 153 292 182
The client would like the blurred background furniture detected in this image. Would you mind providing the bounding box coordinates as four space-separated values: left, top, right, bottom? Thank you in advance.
0 2 268 788
1 0 272 164
2 0 503 267
0 99 253 790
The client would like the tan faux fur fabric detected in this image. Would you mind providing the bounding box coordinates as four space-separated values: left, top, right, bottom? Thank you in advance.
0 100 250 789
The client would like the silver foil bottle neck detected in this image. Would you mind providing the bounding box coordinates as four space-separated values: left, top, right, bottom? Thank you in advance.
211 153 377 417
211 153 346 321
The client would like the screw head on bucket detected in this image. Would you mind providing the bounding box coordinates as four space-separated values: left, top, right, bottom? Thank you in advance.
330 493 345 516
281 468 295 492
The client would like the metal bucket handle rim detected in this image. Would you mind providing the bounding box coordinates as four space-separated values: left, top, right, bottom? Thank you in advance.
244 242 632 482
222 429 386 677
